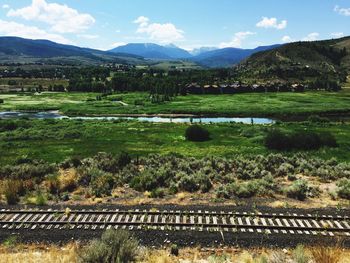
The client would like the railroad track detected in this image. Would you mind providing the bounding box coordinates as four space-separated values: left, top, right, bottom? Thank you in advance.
1 209 350 237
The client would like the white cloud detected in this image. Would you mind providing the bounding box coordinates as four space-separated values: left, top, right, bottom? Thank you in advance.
281 35 293 43
256 17 287 30
302 32 319 41
219 31 255 48
78 34 99 40
7 0 95 33
0 19 71 44
115 29 121 33
134 16 184 43
110 42 126 49
334 5 350 16
133 16 149 27
2 4 9 9
331 32 344 38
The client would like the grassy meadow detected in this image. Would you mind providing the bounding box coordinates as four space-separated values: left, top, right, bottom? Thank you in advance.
1 90 350 117
1 119 349 165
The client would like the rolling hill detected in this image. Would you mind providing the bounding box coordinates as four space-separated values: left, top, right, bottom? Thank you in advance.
236 37 350 82
0 37 145 65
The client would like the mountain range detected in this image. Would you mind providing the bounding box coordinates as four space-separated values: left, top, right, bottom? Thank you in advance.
0 36 349 78
109 43 280 68
109 43 192 60
0 36 279 68
0 37 145 65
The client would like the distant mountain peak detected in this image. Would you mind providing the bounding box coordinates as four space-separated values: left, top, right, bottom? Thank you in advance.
109 43 192 59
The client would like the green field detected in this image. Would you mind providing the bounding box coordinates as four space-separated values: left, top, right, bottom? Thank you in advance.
0 78 68 87
1 119 349 165
1 90 350 118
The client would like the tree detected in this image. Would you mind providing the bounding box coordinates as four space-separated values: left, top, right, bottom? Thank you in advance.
185 125 210 142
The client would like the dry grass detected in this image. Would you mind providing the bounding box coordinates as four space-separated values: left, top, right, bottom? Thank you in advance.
142 250 176 263
309 246 350 263
58 169 77 192
0 244 79 263
1 243 350 263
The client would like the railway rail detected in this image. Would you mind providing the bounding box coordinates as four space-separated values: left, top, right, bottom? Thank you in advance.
1 209 350 237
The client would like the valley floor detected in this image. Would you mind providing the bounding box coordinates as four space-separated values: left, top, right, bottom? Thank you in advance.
1 90 350 119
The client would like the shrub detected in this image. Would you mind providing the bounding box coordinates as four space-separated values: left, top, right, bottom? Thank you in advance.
90 172 115 197
2 180 24 205
234 183 257 198
290 131 322 150
185 125 210 142
276 163 294 177
150 188 165 198
79 230 138 263
287 174 297 181
59 171 77 193
130 170 159 192
61 157 82 169
46 174 60 195
265 129 291 150
265 129 337 151
215 181 261 199
177 175 199 192
285 180 309 201
196 173 212 193
336 178 350 199
170 244 179 256
0 99 3 104
118 152 132 168
35 191 47 206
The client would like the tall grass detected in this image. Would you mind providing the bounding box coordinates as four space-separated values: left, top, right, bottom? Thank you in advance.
310 246 342 263
0 244 79 263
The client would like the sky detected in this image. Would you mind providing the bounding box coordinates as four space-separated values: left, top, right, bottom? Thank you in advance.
0 0 349 51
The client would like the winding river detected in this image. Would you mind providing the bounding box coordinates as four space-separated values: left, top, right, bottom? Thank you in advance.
0 111 275 124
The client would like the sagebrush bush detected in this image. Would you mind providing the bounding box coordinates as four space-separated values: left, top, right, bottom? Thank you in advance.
79 230 138 263
185 125 210 142
150 188 165 198
177 174 200 192
285 180 309 201
90 172 115 197
336 178 350 199
3 152 350 201
35 191 47 206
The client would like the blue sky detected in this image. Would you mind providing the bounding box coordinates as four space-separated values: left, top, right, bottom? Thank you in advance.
0 0 349 51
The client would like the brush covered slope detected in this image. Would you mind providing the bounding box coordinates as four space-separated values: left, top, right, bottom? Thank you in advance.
236 37 350 83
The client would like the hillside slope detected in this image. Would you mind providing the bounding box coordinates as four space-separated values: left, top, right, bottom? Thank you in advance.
236 37 350 82
0 37 145 65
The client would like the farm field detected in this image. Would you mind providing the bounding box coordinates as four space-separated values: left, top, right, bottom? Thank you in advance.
1 90 350 118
